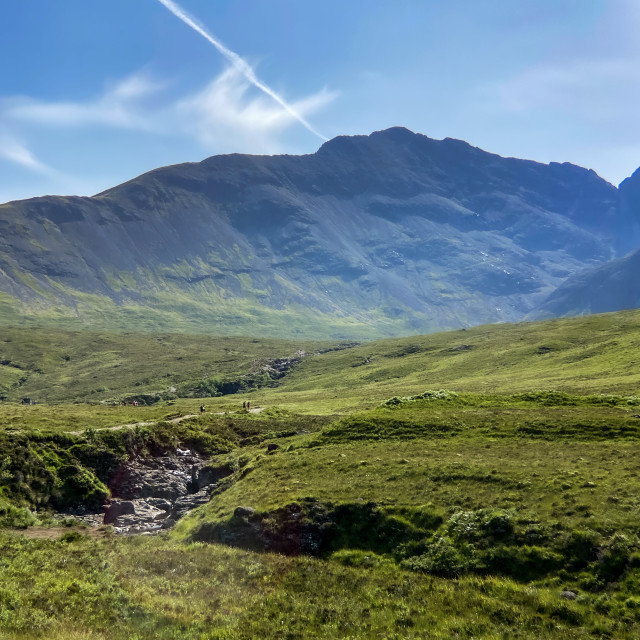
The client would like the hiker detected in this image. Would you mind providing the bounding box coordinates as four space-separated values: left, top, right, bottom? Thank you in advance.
247 401 251 410
200 404 205 413
243 401 246 409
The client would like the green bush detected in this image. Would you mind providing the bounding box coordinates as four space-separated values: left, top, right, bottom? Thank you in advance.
401 536 476 577
557 529 601 569
514 391 577 405
54 465 108 510
447 509 515 543
480 545 563 580
388 505 444 531
380 389 459 408
68 443 123 483
0 504 37 529
331 549 392 568
60 530 86 543
596 534 636 582
321 502 421 555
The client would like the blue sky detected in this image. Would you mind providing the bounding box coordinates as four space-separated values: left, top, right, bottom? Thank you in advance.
1 0 639 204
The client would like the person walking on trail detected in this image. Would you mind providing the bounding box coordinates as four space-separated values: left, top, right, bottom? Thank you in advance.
200 404 205 413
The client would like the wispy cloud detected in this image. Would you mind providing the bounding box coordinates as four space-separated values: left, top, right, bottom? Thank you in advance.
1 67 337 154
496 58 640 121
0 133 54 174
154 0 328 141
3 74 165 130
494 0 640 127
175 67 337 150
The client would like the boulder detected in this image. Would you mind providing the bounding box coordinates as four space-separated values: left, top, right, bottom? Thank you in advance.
104 500 136 524
234 506 256 519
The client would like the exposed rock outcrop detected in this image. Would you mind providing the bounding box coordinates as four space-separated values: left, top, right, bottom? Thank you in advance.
101 449 231 534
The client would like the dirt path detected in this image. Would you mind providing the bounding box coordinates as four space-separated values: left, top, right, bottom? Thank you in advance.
210 407 264 416
9 526 108 540
67 413 197 436
65 405 264 436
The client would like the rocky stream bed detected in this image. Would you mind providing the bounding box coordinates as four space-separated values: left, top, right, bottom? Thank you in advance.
72 449 226 535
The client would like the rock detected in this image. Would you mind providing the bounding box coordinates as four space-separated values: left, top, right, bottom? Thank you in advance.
109 454 201 501
112 500 165 525
104 500 135 524
171 490 212 520
234 506 256 519
192 462 235 490
57 451 221 535
146 497 172 512
560 590 578 600
267 443 280 452
448 344 473 351
103 452 218 533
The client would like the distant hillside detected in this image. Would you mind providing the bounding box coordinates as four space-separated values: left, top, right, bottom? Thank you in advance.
3 309 640 406
0 328 334 404
531 167 640 319
0 127 637 338
250 307 640 412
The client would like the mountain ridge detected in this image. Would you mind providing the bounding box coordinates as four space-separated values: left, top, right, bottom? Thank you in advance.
0 127 638 338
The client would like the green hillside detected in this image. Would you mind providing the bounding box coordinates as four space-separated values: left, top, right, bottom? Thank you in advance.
3 310 640 638
0 327 337 404
3 307 640 408
243 308 640 413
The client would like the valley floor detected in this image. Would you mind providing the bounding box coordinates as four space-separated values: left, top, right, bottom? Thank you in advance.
3 313 640 637
1 394 640 638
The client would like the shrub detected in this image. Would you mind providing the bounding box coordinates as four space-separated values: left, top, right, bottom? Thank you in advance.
480 545 563 580
380 389 459 408
596 534 636 582
68 443 122 483
557 529 601 569
0 504 37 529
331 549 392 568
388 505 444 531
513 391 576 406
447 509 515 543
60 530 86 543
54 465 108 510
401 536 476 577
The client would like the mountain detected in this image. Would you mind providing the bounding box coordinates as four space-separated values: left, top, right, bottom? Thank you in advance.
0 127 636 338
530 249 640 319
530 167 640 320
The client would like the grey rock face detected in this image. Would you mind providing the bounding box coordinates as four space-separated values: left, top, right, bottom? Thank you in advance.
527 168 640 319
172 490 213 521
103 500 135 524
105 452 215 534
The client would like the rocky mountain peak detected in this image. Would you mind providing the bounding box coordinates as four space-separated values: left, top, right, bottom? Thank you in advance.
0 127 639 338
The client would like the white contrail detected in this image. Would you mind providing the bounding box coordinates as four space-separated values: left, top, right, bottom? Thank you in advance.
154 0 328 141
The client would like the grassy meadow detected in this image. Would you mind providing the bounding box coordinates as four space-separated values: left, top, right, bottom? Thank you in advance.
0 327 337 404
2 309 640 637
